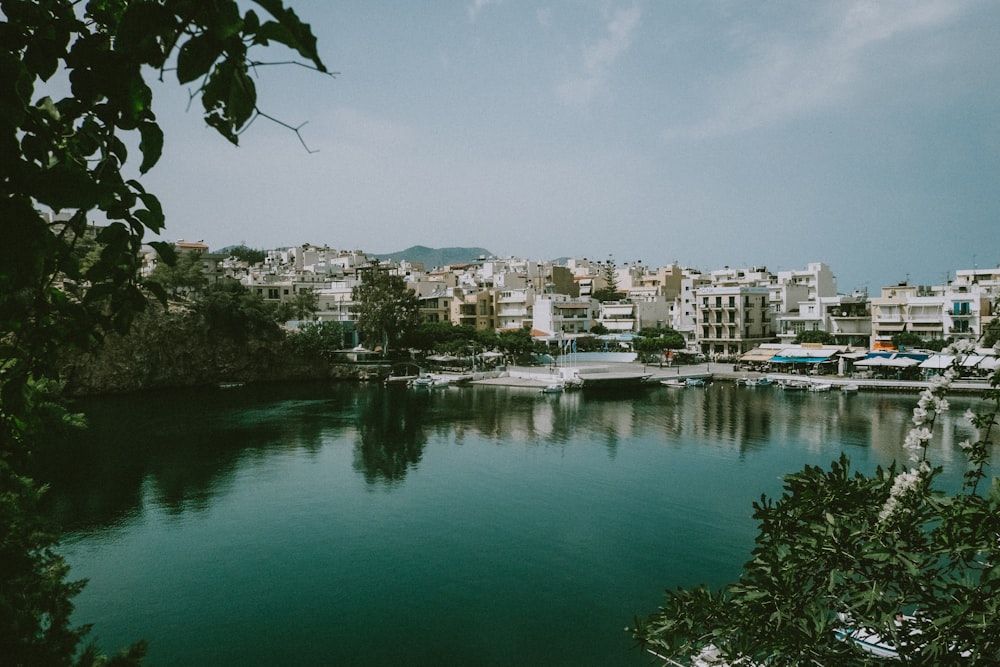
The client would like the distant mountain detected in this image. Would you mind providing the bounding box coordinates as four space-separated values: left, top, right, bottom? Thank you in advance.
372 245 494 269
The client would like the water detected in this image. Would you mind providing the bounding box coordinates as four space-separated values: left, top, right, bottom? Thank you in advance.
39 382 992 666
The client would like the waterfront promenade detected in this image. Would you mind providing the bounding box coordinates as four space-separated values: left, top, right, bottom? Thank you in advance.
473 360 992 394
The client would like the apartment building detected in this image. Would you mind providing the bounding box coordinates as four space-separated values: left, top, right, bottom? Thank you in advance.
776 294 871 346
533 295 595 335
450 287 496 331
496 287 535 330
695 285 773 357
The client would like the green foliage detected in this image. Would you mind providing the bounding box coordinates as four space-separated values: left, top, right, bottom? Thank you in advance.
793 329 835 345
192 280 280 341
921 337 950 352
290 321 344 360
589 323 609 335
592 261 621 302
352 260 421 355
0 2 325 662
147 250 208 296
400 322 477 354
226 244 267 265
573 335 601 352
892 331 929 350
983 319 1000 348
272 287 318 322
634 328 686 361
0 459 89 665
634 354 1000 665
496 327 536 360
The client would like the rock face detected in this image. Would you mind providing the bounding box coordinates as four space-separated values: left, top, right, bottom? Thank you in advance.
61 308 366 396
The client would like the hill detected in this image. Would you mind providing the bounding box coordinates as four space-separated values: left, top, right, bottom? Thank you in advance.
372 245 494 269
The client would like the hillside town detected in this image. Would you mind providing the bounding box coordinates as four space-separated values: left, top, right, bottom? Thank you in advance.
146 240 998 362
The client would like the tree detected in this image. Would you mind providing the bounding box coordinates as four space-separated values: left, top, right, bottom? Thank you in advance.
635 329 686 362
400 322 477 355
983 319 1000 348
227 244 267 265
496 327 537 361
193 280 281 341
272 287 318 322
352 260 421 356
1 1 326 663
290 320 344 360
633 339 1000 665
148 249 209 296
592 261 621 302
793 329 835 345
892 331 928 350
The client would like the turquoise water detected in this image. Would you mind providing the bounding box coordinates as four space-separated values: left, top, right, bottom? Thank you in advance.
41 382 989 666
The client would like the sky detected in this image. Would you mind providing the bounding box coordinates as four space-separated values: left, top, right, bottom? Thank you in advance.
139 0 1000 293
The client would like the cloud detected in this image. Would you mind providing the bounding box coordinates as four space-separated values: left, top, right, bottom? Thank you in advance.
556 5 641 111
662 0 971 141
467 0 502 23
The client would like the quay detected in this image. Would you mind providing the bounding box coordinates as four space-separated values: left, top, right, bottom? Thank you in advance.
469 361 991 394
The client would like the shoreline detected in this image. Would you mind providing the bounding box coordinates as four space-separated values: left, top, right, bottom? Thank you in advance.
470 361 992 394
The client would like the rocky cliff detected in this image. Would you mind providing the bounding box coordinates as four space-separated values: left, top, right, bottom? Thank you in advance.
61 307 366 396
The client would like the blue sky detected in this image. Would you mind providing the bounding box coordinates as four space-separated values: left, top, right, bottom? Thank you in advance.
143 0 1000 293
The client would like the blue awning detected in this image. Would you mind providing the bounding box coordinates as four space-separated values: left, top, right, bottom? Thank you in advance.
770 355 831 364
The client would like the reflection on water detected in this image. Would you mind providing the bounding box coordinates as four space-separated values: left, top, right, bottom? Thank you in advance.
35 382 996 666
39 382 993 536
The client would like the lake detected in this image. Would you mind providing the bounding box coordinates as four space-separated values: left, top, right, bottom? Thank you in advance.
40 381 990 666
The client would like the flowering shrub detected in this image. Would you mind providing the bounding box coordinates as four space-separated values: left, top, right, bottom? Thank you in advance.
633 340 1000 666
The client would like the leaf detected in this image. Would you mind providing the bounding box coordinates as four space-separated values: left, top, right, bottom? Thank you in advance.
176 33 222 84
115 1 174 67
229 68 256 129
149 241 177 267
30 163 101 211
137 120 163 173
250 0 326 71
143 279 170 307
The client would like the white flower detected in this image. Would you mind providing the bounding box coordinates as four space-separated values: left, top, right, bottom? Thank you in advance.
903 427 933 462
958 440 973 451
912 407 928 425
948 339 975 355
879 464 927 523
964 408 977 425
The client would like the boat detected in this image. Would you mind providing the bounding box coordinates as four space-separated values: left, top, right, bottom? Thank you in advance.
840 383 859 393
778 379 810 391
685 378 706 387
647 617 911 666
808 381 833 392
660 378 686 388
540 383 564 394
409 376 435 388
